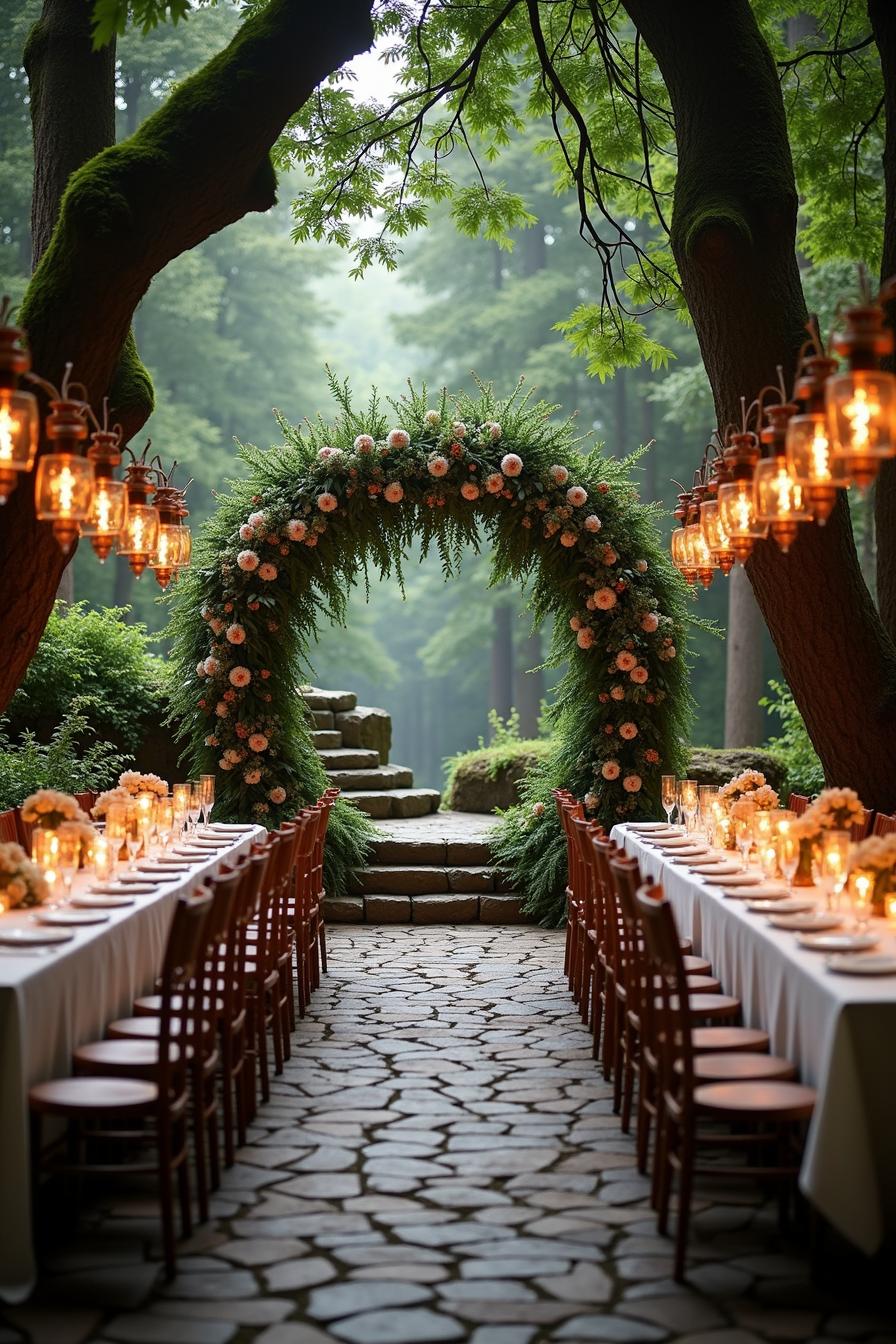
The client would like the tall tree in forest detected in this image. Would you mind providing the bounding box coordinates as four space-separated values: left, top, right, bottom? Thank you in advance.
283 0 896 805
0 0 374 704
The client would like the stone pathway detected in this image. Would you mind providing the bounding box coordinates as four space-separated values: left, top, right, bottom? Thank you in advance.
3 927 892 1344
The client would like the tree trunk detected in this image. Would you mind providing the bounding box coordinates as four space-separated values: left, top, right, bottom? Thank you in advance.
0 0 374 715
516 628 543 738
724 566 765 746
490 602 514 727
625 0 896 809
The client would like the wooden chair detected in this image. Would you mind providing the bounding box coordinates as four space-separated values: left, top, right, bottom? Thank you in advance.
33 892 211 1277
245 831 288 1101
555 792 585 1001
13 807 31 851
74 791 95 813
636 884 815 1281
873 811 896 836
311 787 340 984
570 817 602 1023
787 793 809 816
851 807 874 841
290 808 320 1018
0 809 19 843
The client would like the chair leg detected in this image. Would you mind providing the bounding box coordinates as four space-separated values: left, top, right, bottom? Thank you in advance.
206 1081 221 1193
621 1026 637 1134
636 1063 652 1175
254 998 270 1103
191 1071 209 1223
220 1033 235 1168
602 987 616 1081
674 1133 694 1283
591 964 604 1061
318 919 328 975
158 1125 178 1280
269 989 285 1076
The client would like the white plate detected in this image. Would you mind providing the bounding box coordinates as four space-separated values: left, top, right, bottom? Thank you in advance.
798 932 879 953
828 952 896 976
111 878 158 891
138 865 189 876
711 872 762 887
629 823 680 833
0 925 74 945
36 908 110 926
666 849 711 861
769 911 843 932
71 893 135 908
747 896 816 914
690 861 741 876
722 882 789 901
208 825 254 833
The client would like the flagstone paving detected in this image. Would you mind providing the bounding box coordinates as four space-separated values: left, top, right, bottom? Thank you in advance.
3 926 893 1344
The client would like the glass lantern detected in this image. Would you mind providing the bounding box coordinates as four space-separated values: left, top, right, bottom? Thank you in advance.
717 478 767 563
826 368 896 487
684 520 716 588
117 502 160 576
0 387 39 503
670 526 696 583
699 495 736 574
35 453 95 553
754 456 810 553
81 477 128 561
785 411 848 524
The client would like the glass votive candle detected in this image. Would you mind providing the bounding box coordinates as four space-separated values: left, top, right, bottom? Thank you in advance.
760 841 779 878
885 893 896 927
92 833 114 881
32 828 60 891
754 811 774 845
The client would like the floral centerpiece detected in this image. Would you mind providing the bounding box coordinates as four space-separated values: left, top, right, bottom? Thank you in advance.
21 789 91 831
118 771 168 800
91 786 132 819
715 771 780 848
794 787 865 840
0 842 50 909
849 834 896 914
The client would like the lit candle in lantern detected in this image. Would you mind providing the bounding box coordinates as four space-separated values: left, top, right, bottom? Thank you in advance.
886 893 896 927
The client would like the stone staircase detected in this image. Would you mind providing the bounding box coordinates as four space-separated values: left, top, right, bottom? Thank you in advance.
302 687 527 924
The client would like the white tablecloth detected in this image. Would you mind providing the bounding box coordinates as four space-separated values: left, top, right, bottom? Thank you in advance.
0 827 263 1303
612 824 896 1256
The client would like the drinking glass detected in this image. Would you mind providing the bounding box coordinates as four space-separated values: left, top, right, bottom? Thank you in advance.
91 833 114 882
172 783 190 839
105 801 128 867
187 780 202 837
778 830 801 896
136 794 156 856
199 774 216 831
698 785 719 842
814 830 850 913
56 831 80 901
661 774 677 828
156 797 175 851
680 780 699 835
733 806 756 871
850 869 873 932
31 829 60 894
753 809 774 853
124 803 142 870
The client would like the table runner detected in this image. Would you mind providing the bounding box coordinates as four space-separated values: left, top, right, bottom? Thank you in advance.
612 824 896 1256
0 827 263 1303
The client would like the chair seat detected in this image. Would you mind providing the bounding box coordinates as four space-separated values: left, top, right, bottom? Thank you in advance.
695 1080 816 1120
107 1016 213 1042
679 937 693 955
692 1025 770 1054
685 974 722 994
74 1038 193 1075
30 1076 158 1116
682 955 711 974
665 993 740 1022
134 995 225 1018
677 1053 796 1082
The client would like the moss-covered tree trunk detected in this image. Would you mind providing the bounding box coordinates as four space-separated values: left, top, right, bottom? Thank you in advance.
624 0 896 808
0 0 374 715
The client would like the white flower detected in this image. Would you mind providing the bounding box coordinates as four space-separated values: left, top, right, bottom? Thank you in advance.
424 410 441 428
248 733 269 753
229 666 251 688
619 721 638 741
623 774 643 793
602 761 620 781
428 455 449 478
461 481 479 501
485 472 504 494
239 523 255 542
488 422 502 441
630 665 649 684
387 428 410 450
615 650 637 672
237 549 259 572
640 612 659 633
501 453 523 477
196 660 206 678
584 791 598 810
226 624 246 645
594 587 617 611
287 519 307 542
560 530 578 548
532 801 545 817
248 511 265 530
566 485 588 507
317 492 338 512
384 482 404 504
353 434 375 454
584 514 602 532
550 465 569 485
576 627 595 649
244 768 262 785
203 656 220 676
318 445 341 461
215 701 229 718
610 685 625 701
635 559 648 573
269 786 287 804
258 562 278 581
451 421 467 439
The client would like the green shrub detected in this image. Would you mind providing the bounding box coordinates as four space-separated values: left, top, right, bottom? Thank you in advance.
760 679 824 796
687 746 788 794
444 710 553 812
5 602 167 755
0 709 131 812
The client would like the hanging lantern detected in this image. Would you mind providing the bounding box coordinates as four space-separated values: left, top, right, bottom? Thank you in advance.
755 398 810 553
149 461 192 589
717 425 766 564
0 298 39 504
826 286 896 488
82 410 127 562
700 442 736 575
117 444 160 577
671 491 697 584
685 481 716 588
786 351 846 524
33 367 93 554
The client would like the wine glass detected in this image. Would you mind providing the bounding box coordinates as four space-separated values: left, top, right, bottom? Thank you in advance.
56 830 81 902
187 780 202 838
172 783 190 842
680 780 699 835
199 774 216 832
156 797 174 852
813 830 850 913
124 803 142 870
850 869 873 932
778 830 801 896
733 806 756 871
661 774 677 828
699 785 719 843
105 801 128 869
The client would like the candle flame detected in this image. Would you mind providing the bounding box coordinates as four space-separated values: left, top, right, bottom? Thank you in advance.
0 406 18 463
843 386 880 452
810 423 831 481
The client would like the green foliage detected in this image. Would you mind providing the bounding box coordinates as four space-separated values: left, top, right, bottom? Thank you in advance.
760 679 824 796
554 307 674 382
443 717 552 812
5 603 166 755
0 710 130 813
90 0 197 47
167 374 693 916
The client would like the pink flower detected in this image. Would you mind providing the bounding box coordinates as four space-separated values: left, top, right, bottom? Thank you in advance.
387 428 410 450
229 666 251 688
640 612 659 633
487 422 502 441
200 605 212 621
306 535 318 547
619 721 638 741
532 801 545 817
258 562 278 581
567 485 588 507
384 482 404 503
461 481 479 501
287 519 307 542
616 650 637 672
269 786 286 804
196 660 206 678
215 701 229 718
594 587 617 611
210 618 225 636
318 445 340 461
602 761 620 781
560 530 578 548
239 523 255 542
451 421 467 439
635 559 648 573
248 733 269 753
428 455 449 478
501 453 523 477
226 624 246 645
550 465 569 485
354 434 375 453
610 685 625 702
485 472 504 494
623 774 642 793
219 757 232 770
645 748 660 764
630 665 649 684
243 768 262 785
570 616 583 631
204 735 218 747
584 514 602 532
602 546 618 566
237 549 259 572
317 492 338 513
248 511 266 530
576 628 595 649
203 656 220 677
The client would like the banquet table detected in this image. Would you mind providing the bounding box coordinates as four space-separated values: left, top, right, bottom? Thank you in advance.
612 823 896 1257
0 825 264 1304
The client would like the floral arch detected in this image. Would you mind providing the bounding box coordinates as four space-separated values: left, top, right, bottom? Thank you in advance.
169 377 693 921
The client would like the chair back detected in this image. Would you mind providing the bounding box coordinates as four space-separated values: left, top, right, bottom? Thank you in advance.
851 808 874 842
13 808 30 851
203 865 242 1039
74 791 95 813
292 810 318 924
788 793 809 816
873 811 896 837
636 884 695 1096
310 794 336 904
592 838 624 980
0 810 18 843
609 854 647 1018
157 892 213 1100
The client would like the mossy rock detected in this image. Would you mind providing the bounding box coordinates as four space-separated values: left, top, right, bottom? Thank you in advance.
447 742 551 813
687 747 788 794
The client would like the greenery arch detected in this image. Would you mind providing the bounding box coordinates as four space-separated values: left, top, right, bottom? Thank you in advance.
168 376 693 921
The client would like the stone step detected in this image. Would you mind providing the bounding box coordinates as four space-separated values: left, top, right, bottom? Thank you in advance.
318 747 381 770
310 709 334 730
327 763 414 791
351 864 511 896
311 729 343 750
344 787 442 819
370 814 495 866
322 891 527 924
335 705 392 766
300 686 358 713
